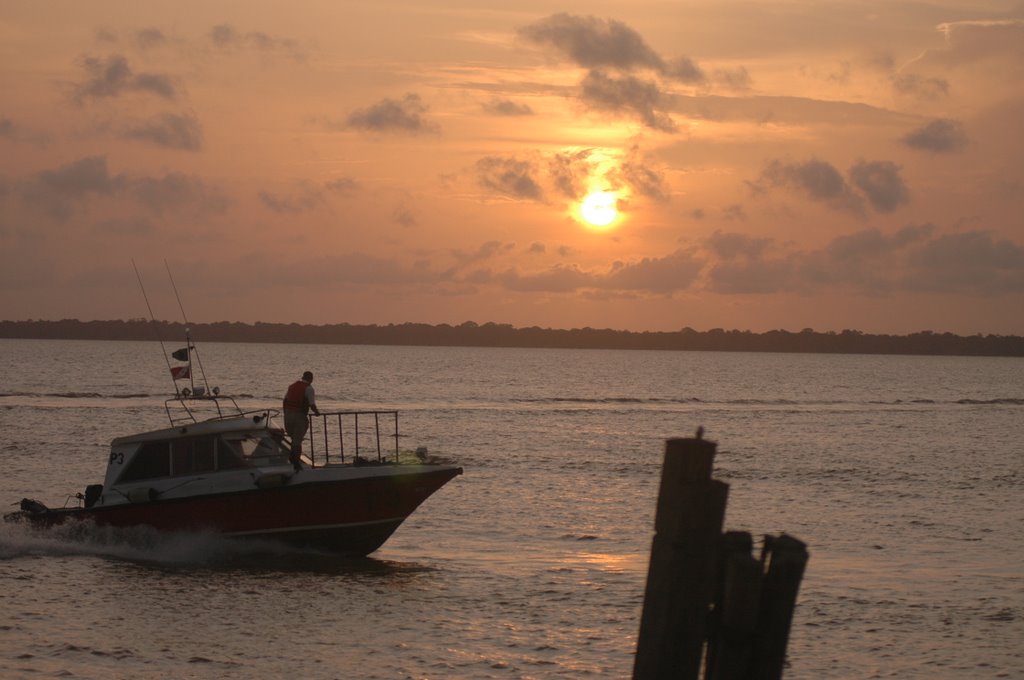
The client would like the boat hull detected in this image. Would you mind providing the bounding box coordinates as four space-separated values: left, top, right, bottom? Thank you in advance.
11 466 462 557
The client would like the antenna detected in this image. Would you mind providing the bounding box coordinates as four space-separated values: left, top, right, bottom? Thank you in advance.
132 259 178 395
165 260 211 395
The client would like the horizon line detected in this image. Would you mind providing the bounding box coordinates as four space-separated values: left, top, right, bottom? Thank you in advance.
2 317 1021 340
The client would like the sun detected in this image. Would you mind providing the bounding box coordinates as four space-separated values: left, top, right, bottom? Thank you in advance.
579 190 619 228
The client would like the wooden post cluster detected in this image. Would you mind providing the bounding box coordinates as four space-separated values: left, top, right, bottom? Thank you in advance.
633 435 809 680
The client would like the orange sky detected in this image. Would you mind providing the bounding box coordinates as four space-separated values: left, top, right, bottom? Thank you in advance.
2 1 1022 334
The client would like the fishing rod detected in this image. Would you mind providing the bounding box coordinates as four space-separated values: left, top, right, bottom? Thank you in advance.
132 259 180 396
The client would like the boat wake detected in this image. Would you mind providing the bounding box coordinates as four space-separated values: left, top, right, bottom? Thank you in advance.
1 519 315 566
0 390 258 400
0 519 436 576
3 520 223 563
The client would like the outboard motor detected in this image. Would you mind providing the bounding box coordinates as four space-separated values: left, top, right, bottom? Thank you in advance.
84 484 103 509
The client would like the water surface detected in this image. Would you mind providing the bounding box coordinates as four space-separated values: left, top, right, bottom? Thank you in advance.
1 340 1021 678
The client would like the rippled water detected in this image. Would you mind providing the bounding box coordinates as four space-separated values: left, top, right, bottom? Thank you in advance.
1 339 1021 678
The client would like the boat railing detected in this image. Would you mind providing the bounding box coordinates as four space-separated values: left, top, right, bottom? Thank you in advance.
304 410 400 467
164 391 246 426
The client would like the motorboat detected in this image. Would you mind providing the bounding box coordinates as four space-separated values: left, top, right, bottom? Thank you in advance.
5 389 462 556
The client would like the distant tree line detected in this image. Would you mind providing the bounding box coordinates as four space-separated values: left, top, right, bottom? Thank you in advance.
2 319 1023 357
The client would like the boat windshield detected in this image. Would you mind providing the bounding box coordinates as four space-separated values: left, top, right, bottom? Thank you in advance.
222 432 291 467
117 432 258 484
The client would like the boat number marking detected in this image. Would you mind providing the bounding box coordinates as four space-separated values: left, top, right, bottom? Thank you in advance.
109 452 125 465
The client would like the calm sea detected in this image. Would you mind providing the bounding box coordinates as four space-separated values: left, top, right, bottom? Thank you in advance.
0 339 1021 679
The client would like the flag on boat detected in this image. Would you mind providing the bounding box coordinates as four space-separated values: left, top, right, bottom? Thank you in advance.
171 347 190 361
170 365 191 380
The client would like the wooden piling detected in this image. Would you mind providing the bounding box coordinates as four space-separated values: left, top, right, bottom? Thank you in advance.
633 436 809 680
633 436 728 680
750 534 809 680
706 532 763 680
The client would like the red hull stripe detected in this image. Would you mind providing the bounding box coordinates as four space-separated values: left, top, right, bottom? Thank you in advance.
226 516 405 536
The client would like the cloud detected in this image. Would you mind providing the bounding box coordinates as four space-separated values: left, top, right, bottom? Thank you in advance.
36 156 120 195
475 156 544 200
324 177 358 194
866 52 896 72
823 61 852 85
928 20 1024 67
707 255 795 294
704 231 786 293
699 225 1024 297
129 173 228 216
345 93 439 135
519 13 665 72
580 70 676 132
797 225 934 293
901 119 969 153
537 145 676 206
258 187 322 214
604 250 705 293
621 162 669 202
482 99 534 116
760 159 865 216
134 27 167 50
121 112 203 150
452 241 516 265
520 13 706 84
615 146 669 202
889 21 1024 103
73 54 177 102
891 73 949 100
393 205 416 227
0 117 47 146
722 204 747 221
706 231 771 260
94 28 118 44
518 14 708 131
259 178 359 214
17 156 228 222
548 149 592 199
209 24 305 61
667 93 910 128
21 156 122 220
481 249 705 295
825 224 934 263
712 66 752 91
756 158 909 216
496 265 597 292
906 231 1024 294
849 160 909 213
664 57 706 84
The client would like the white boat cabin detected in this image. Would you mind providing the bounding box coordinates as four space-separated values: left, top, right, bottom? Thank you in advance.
102 414 291 493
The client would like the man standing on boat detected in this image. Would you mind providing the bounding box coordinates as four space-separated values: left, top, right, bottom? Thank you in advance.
283 371 320 471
